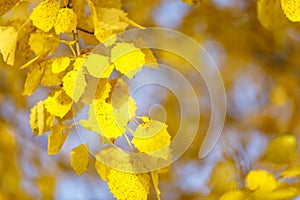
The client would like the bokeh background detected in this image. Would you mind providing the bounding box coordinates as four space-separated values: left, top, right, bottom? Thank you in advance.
1 0 300 199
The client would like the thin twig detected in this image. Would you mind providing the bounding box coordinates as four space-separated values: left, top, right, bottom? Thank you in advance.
77 27 94 35
67 0 80 56
151 172 161 200
124 134 134 152
68 44 77 57
73 29 80 57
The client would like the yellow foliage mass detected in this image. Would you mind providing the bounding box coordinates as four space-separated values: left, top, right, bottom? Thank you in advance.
70 144 89 176
111 43 145 78
0 26 18 65
54 8 77 34
29 0 60 32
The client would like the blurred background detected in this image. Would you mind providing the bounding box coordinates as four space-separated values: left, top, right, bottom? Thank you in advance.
1 0 300 199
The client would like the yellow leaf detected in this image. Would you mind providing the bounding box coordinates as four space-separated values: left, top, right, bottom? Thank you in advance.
83 54 113 78
111 43 145 78
107 169 150 200
209 160 238 194
36 176 55 200
271 84 289 106
219 191 244 200
0 26 18 65
41 59 66 86
142 48 160 69
88 1 128 43
16 21 36 58
80 79 112 133
110 79 137 121
52 56 71 73
0 0 19 16
141 116 150 123
62 67 87 102
252 186 300 200
265 135 298 164
79 103 101 134
30 100 55 136
81 80 134 138
281 166 300 178
48 123 71 155
73 56 86 70
44 90 72 118
70 144 89 175
132 120 171 160
29 0 60 32
29 101 44 136
127 96 137 119
95 79 112 101
94 100 127 139
95 158 110 181
54 8 77 34
23 62 45 96
280 0 300 22
246 170 278 192
79 79 111 133
257 0 289 30
29 30 59 55
80 78 112 105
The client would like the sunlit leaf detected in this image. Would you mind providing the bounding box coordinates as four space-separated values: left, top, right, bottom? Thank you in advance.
44 90 72 118
246 170 278 192
107 169 150 200
111 43 145 78
47 123 71 155
54 8 77 34
29 0 60 32
132 120 171 160
70 144 89 175
265 135 298 164
280 0 300 22
0 26 18 65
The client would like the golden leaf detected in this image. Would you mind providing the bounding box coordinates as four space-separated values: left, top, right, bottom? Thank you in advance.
0 26 18 65
29 0 60 32
70 144 89 175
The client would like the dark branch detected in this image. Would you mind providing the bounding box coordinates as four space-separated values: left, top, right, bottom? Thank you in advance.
77 27 94 35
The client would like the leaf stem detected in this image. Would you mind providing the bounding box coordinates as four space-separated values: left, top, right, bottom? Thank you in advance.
124 134 134 153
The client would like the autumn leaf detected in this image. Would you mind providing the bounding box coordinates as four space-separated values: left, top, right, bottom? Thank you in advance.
132 120 171 160
29 30 59 55
280 166 300 178
0 26 18 65
62 67 87 102
23 62 45 96
29 0 60 32
82 54 114 78
52 56 71 73
54 8 77 34
111 43 145 78
107 169 150 200
280 0 300 22
0 0 20 16
44 90 72 118
265 135 298 164
48 123 71 155
29 101 44 136
257 0 288 30
246 170 278 193
219 191 244 200
70 144 89 175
